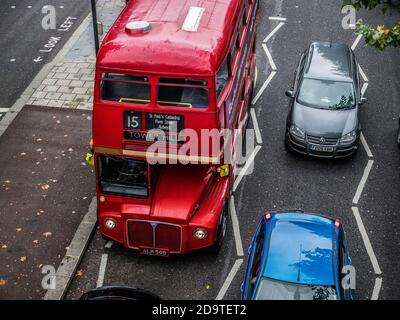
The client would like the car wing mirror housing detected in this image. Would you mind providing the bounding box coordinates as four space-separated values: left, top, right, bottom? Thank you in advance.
360 97 368 105
285 90 294 98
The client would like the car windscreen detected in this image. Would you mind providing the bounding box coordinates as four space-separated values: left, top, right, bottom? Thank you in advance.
254 278 337 300
100 74 150 104
297 78 355 110
157 78 208 109
98 155 148 198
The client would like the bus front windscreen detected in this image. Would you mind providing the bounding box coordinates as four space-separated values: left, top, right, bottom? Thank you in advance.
98 155 148 198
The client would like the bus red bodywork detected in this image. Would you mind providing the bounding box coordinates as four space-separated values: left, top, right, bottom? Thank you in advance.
91 0 259 255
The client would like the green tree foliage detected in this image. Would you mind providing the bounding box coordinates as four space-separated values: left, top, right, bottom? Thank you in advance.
343 0 400 50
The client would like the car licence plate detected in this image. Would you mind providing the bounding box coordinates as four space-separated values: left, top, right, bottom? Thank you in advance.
139 247 170 257
309 145 334 152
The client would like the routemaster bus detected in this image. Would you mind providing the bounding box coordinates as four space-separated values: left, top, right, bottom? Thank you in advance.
88 0 259 256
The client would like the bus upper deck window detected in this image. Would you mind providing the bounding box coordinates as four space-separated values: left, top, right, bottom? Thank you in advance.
157 78 209 109
216 60 229 99
100 73 150 104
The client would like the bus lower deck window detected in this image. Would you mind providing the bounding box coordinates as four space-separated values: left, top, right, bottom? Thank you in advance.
100 74 150 104
158 78 209 109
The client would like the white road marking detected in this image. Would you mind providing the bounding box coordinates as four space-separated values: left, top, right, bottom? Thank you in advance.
371 277 383 300
352 159 374 204
358 64 368 82
215 258 243 300
96 254 109 288
263 22 285 43
229 196 244 257
10 59 16 62
233 145 262 191
254 66 258 88
262 43 277 71
361 82 369 98
351 34 363 50
105 241 114 249
360 133 373 158
269 16 287 21
0 108 9 113
250 108 262 145
252 71 276 105
351 207 382 275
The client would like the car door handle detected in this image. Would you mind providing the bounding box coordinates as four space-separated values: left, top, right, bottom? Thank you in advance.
248 244 252 255
240 282 244 293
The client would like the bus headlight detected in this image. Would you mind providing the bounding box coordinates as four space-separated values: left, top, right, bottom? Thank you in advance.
104 218 117 230
193 228 208 240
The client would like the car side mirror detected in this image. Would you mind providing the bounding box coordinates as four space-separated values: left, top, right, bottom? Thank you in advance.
285 90 294 98
359 97 368 105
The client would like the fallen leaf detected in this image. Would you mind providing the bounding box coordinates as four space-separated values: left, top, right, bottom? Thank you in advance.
20 256 27 262
20 152 26 156
16 228 22 232
41 184 50 190
36 138 42 142
33 240 39 244
76 270 84 277
4 180 11 184
43 232 52 237
205 284 211 289
1 245 7 249
0 279 7 286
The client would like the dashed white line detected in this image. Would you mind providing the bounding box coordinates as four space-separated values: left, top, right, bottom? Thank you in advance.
351 207 382 275
269 16 287 21
96 254 109 288
215 258 243 300
233 145 262 191
352 159 374 205
252 71 276 105
360 133 373 158
351 34 363 50
262 43 277 71
358 64 368 82
229 196 244 257
361 82 369 98
371 277 383 300
0 108 9 113
250 108 262 145
105 241 114 249
263 22 285 43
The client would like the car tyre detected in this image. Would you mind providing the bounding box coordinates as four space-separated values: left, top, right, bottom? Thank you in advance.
208 200 229 254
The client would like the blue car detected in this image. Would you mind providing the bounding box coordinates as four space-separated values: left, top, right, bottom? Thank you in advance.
241 211 352 300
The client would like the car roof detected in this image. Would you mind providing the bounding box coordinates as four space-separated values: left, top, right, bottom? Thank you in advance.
304 42 353 82
97 0 241 77
263 212 336 286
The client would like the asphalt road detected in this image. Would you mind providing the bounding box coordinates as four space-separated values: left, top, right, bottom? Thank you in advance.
0 0 90 118
63 0 400 300
0 106 94 299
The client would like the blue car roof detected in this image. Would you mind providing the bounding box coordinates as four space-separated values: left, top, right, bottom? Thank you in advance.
263 212 336 286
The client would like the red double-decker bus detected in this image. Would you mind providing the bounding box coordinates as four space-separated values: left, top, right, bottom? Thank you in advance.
89 0 259 256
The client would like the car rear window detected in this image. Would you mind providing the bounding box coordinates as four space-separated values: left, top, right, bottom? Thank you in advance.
157 78 208 109
101 74 150 104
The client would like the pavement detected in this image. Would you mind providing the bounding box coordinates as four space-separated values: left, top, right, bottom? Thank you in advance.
1 0 400 300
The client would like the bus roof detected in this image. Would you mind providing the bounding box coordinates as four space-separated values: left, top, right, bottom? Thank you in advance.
97 0 242 77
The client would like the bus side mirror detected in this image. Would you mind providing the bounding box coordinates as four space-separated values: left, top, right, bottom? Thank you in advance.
285 90 294 98
217 165 229 177
85 153 94 166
